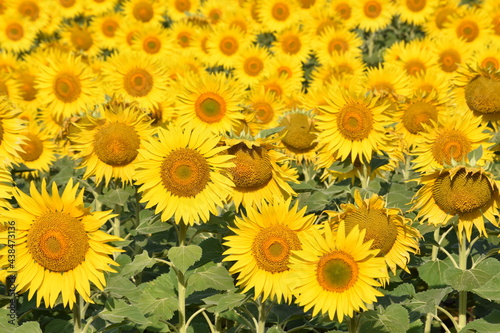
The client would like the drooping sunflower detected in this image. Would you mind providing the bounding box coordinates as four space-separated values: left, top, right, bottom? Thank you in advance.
351 0 394 32
410 112 494 174
288 221 388 322
411 166 500 241
102 50 170 111
175 72 246 135
396 0 439 25
35 53 103 122
327 190 421 276
135 125 235 225
315 87 392 167
223 198 316 303
70 101 155 186
223 134 298 211
0 179 122 309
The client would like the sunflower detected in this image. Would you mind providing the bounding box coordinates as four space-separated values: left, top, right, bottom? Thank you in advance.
330 0 356 29
35 53 103 122
83 0 117 16
122 0 167 26
102 50 170 111
327 190 421 276
472 39 500 71
175 72 246 135
0 71 23 105
91 12 123 50
272 25 312 63
15 121 58 178
351 0 394 32
304 4 341 37
0 179 122 308
59 22 102 57
233 44 271 88
223 198 316 303
0 14 38 53
52 0 85 18
411 166 500 241
71 101 155 186
0 97 27 165
313 26 363 65
315 87 392 167
166 0 201 21
441 7 493 47
278 109 319 164
396 0 439 25
131 23 175 60
309 53 366 91
258 0 302 32
395 91 447 149
12 61 40 113
223 134 298 211
245 87 286 135
6 0 50 29
409 68 451 99
169 20 197 51
258 72 300 100
423 0 462 38
431 35 473 75
410 112 494 174
288 221 388 322
266 53 304 91
363 64 412 101
206 24 250 68
385 38 438 77
200 0 236 25
135 125 234 225
224 7 258 35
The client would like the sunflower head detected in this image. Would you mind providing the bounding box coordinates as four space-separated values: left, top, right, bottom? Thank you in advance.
458 65 500 115
278 109 318 160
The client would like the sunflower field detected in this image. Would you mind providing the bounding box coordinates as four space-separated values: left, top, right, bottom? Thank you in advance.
2 0 500 332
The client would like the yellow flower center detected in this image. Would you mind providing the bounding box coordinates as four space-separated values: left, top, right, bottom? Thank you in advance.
335 3 351 20
402 100 438 134
175 0 191 12
219 36 238 56
133 1 154 22
252 224 301 273
123 68 153 97
282 35 301 55
464 76 500 114
71 27 93 51
439 49 460 73
18 1 39 20
317 251 358 292
93 122 140 166
244 56 264 77
160 148 210 197
228 143 273 189
142 36 161 54
432 169 493 215
344 208 398 256
253 101 274 124
456 20 479 42
337 102 373 141
28 211 89 272
364 1 382 19
19 133 44 162
54 73 82 103
280 113 318 152
431 129 471 165
328 38 348 55
406 0 425 12
195 92 227 123
6 22 24 41
272 2 290 21
102 19 118 38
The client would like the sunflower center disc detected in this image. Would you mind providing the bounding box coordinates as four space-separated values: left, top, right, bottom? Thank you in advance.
405 59 426 76
19 2 40 20
228 143 273 190
344 208 398 256
20 74 36 101
464 76 500 114
458 21 478 42
28 211 89 272
402 101 438 134
244 57 264 76
317 251 359 292
6 23 24 41
102 19 118 37
54 73 82 103
329 38 348 55
407 0 426 12
161 148 210 197
283 35 301 54
71 29 93 51
175 0 190 12
272 3 289 21
252 225 301 273
431 130 471 165
59 0 75 8
440 50 460 73
280 113 318 152
93 122 140 166
253 102 274 124
481 57 499 71
336 3 351 20
133 1 153 22
195 92 226 123
123 68 153 97
364 1 381 18
19 133 44 162
337 103 373 141
143 37 161 54
220 36 238 55
433 169 493 215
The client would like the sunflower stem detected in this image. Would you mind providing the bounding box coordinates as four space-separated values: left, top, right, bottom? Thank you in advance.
256 297 267 333
73 294 83 333
347 312 361 333
177 268 187 333
458 228 468 330
178 222 188 246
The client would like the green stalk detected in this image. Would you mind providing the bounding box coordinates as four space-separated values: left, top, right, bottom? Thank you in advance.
73 294 82 333
347 313 360 333
256 297 266 333
458 229 468 330
177 269 187 333
424 227 441 333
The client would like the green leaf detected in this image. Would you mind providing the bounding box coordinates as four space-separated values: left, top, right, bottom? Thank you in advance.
267 326 285 333
143 273 177 298
387 283 416 297
472 273 500 301
445 258 500 292
117 251 156 279
291 180 318 192
405 287 453 316
105 275 142 303
13 322 42 333
203 291 246 313
359 304 410 333
460 310 500 333
258 126 285 138
0 308 17 330
99 185 135 207
168 245 202 274
44 319 73 333
134 213 169 235
467 145 483 166
187 264 234 295
136 293 178 324
100 299 151 326
302 191 329 212
418 259 452 288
